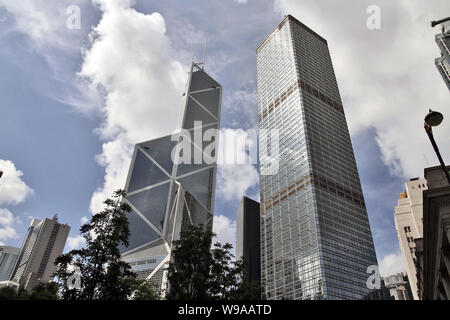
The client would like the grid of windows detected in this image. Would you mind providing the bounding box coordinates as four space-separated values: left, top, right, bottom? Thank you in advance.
257 16 378 300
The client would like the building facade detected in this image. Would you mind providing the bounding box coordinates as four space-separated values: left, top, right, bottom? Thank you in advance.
382 272 412 300
394 178 428 299
236 196 261 283
120 62 222 295
0 246 20 282
434 21 450 91
257 15 378 300
416 165 450 300
9 215 70 291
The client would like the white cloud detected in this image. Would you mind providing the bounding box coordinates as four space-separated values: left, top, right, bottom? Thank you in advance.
0 208 19 243
379 252 406 277
66 235 86 250
0 162 32 245
0 225 18 243
212 214 237 249
1 0 103 114
0 208 14 226
78 0 187 213
217 164 259 202
0 159 34 206
216 128 259 202
80 216 89 225
274 0 450 179
223 85 258 129
0 0 87 50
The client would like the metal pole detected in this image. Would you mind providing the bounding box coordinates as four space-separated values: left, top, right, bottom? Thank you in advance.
431 17 450 28
425 124 450 185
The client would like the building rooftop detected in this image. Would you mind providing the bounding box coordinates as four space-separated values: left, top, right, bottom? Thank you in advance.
257 15 328 53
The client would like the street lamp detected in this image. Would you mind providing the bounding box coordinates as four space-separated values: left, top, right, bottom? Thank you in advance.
424 109 450 185
431 17 450 28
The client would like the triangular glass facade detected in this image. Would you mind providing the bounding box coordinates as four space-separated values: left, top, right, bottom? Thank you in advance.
120 63 222 297
127 149 170 193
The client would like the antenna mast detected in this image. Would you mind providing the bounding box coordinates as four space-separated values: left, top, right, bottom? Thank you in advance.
202 37 208 70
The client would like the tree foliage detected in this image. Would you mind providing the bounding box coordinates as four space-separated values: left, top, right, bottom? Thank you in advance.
167 224 264 300
166 224 214 300
54 189 157 300
0 286 25 300
0 282 58 300
1 190 158 300
132 280 161 300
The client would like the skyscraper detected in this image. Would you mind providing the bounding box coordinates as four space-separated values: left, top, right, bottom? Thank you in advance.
0 246 20 282
257 15 378 300
394 177 427 300
9 215 70 291
434 21 450 91
236 196 261 283
120 62 222 295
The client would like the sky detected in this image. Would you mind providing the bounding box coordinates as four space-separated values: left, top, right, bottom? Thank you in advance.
0 0 449 277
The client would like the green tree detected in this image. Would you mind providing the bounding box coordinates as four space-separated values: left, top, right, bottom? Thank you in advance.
166 224 213 300
0 282 58 300
132 280 160 300
230 257 264 300
29 282 58 300
53 252 79 300
54 189 137 300
167 224 264 300
209 242 244 299
0 286 22 300
232 280 264 300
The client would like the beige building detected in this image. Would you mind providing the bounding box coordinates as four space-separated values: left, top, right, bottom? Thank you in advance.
394 178 428 300
415 165 450 300
382 272 412 300
9 215 70 291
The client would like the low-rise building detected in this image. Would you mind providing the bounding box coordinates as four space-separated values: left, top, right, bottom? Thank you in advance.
416 165 450 300
383 272 412 300
394 178 428 299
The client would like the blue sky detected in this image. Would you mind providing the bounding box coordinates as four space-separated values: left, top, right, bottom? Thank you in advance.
0 0 449 277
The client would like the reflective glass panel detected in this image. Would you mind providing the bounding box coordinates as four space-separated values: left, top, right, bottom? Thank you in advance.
139 135 178 175
126 182 171 232
190 89 220 119
119 208 160 253
178 168 214 211
184 191 213 226
182 97 217 130
189 70 220 92
127 149 170 193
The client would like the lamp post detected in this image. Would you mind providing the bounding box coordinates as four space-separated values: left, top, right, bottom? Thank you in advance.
431 17 450 28
424 109 450 185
